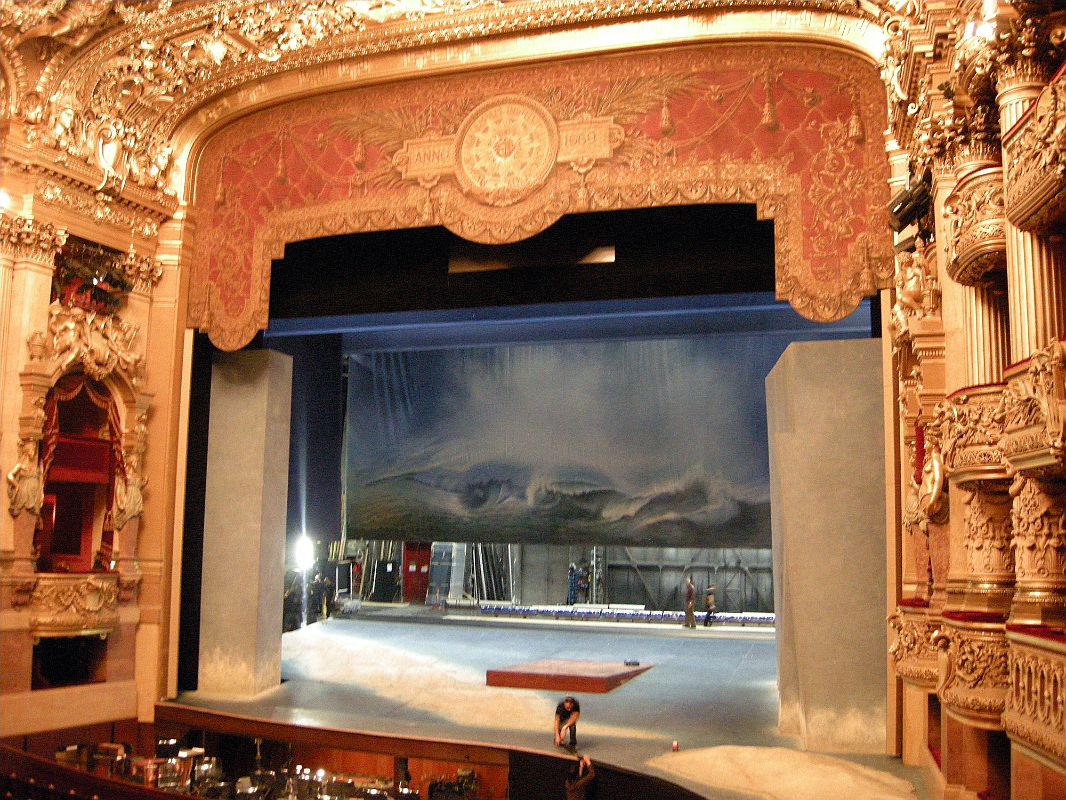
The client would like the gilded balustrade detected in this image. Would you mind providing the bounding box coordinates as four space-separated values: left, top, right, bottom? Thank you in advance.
1004 629 1066 767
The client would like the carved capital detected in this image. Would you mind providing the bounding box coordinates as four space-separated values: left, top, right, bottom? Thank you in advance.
1009 476 1066 592
995 11 1061 93
0 215 67 264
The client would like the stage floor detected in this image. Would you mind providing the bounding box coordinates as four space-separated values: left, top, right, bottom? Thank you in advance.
170 608 927 800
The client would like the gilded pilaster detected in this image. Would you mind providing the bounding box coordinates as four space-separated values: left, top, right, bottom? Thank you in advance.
0 215 65 570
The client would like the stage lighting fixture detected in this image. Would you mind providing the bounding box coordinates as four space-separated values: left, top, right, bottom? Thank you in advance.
887 182 932 232
295 534 315 572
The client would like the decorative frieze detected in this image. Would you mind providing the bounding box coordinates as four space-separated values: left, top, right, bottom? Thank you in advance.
1004 631 1066 766
962 482 1014 612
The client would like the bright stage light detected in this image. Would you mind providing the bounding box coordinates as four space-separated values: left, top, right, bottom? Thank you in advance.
295 534 315 572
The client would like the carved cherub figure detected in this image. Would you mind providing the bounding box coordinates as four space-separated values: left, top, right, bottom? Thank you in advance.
112 449 146 531
13 0 117 48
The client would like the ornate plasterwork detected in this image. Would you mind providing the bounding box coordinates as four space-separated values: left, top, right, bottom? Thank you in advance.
1009 476 1066 597
963 483 1014 581
889 607 939 688
43 300 143 384
943 165 1005 286
890 243 940 344
0 213 67 263
1004 636 1066 765
0 1 881 207
34 177 165 242
1001 341 1066 475
27 573 119 638
938 623 1011 728
190 43 892 349
940 387 1008 484
1004 64 1066 232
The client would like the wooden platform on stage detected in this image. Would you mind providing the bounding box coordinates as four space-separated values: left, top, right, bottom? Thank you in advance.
485 658 652 693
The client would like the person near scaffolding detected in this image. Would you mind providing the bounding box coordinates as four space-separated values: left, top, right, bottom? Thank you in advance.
703 583 717 626
683 575 697 628
566 563 578 605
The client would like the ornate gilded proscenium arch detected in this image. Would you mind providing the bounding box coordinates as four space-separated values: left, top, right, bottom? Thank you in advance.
188 42 893 350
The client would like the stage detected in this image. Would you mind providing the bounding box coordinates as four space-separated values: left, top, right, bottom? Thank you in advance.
166 607 926 800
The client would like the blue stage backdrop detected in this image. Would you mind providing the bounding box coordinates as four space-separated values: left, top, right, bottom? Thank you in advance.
343 332 807 548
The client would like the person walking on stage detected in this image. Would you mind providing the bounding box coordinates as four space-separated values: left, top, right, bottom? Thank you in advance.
683 575 697 628
565 755 595 800
554 695 581 749
703 583 717 626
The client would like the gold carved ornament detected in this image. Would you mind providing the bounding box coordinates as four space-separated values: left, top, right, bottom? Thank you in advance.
1000 341 1066 473
190 45 891 349
1008 475 1066 586
888 610 938 686
1004 642 1066 764
28 573 119 637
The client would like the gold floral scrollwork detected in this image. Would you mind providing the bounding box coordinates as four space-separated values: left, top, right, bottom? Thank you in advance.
28 573 120 637
939 625 1010 728
0 215 68 264
46 301 142 384
889 609 939 687
962 484 1014 580
1001 341 1066 475
943 166 1006 287
1003 637 1066 765
940 387 1008 484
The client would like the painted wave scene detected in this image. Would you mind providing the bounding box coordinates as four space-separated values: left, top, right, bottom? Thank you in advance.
345 336 785 548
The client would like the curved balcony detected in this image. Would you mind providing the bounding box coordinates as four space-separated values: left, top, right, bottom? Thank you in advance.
1004 627 1066 768
14 573 121 640
1001 341 1066 476
944 167 1007 287
941 384 1010 486
1004 74 1066 233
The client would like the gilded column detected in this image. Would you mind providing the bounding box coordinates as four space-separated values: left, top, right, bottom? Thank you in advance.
997 12 1066 360
995 11 1066 630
